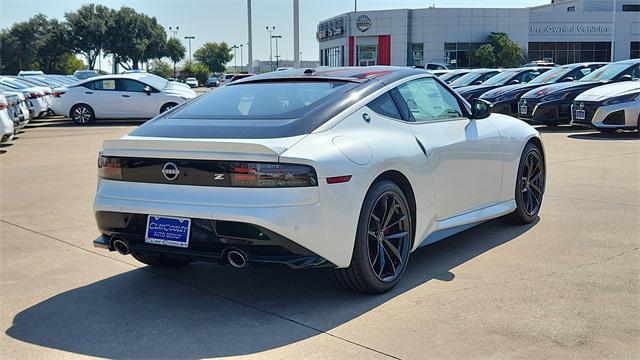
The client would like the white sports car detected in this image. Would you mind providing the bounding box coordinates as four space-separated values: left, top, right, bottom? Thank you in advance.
571 81 640 132
93 67 546 293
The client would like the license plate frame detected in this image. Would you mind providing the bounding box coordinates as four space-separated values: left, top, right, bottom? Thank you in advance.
575 109 586 120
519 105 528 115
145 215 191 248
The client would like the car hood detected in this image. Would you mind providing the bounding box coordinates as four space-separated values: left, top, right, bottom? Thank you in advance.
574 81 640 102
521 80 607 99
480 83 543 99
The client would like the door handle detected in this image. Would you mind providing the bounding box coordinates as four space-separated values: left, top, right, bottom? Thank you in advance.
121 94 130 98
84 91 93 94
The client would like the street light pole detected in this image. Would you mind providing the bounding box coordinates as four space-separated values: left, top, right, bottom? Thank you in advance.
272 35 282 69
232 45 239 72
266 26 275 71
184 36 195 63
240 44 244 73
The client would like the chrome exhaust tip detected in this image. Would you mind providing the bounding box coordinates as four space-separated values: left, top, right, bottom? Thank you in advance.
226 249 248 269
112 239 130 256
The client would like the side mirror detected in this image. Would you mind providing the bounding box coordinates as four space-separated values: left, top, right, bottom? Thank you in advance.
143 85 151 95
562 77 574 82
470 99 492 120
472 80 483 85
617 74 633 82
509 79 520 85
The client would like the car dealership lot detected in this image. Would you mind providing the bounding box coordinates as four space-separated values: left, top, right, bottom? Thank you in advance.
0 121 638 359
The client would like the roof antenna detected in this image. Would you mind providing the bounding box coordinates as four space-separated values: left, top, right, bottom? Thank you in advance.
303 68 315 75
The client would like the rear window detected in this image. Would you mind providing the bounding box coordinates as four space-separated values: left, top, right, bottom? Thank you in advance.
171 81 356 120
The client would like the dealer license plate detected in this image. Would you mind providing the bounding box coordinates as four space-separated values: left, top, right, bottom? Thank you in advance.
519 105 528 115
145 215 191 248
575 109 586 120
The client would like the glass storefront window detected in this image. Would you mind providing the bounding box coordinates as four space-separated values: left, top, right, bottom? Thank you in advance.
411 43 424 67
321 46 344 67
443 43 482 68
357 45 377 66
527 42 611 65
631 42 640 59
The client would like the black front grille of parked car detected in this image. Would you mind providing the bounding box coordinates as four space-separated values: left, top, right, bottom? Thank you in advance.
572 101 599 125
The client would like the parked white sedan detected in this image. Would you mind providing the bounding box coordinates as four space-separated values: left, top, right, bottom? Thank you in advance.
0 94 15 143
50 73 197 125
571 81 640 132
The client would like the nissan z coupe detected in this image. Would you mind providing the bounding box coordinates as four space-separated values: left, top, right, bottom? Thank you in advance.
93 67 546 294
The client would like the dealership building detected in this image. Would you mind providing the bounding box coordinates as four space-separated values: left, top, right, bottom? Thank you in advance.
316 0 640 68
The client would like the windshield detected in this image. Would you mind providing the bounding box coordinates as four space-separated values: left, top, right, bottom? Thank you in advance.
580 63 630 82
171 81 355 119
528 66 573 84
450 71 492 87
440 71 467 83
139 74 170 89
483 70 519 85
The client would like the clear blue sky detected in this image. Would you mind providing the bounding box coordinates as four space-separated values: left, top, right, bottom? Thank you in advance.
0 0 549 69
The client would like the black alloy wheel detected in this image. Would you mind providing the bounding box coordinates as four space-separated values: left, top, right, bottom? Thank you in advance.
332 180 413 293
506 143 545 224
367 192 411 282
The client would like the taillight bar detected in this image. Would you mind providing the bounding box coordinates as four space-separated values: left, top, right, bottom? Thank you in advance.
52 91 65 97
28 92 42 99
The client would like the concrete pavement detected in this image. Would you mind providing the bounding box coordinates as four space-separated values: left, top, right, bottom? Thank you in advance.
1 119 638 359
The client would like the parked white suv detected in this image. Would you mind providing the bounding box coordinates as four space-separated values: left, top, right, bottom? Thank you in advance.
185 77 199 88
50 73 197 125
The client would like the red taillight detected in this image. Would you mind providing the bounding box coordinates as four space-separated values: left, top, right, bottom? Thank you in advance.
0 102 7 110
326 175 352 184
229 163 318 187
52 91 65 97
98 153 123 180
28 92 41 99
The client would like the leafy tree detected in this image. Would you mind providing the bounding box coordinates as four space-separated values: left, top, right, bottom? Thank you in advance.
194 42 232 73
165 37 185 77
488 32 524 67
65 4 112 69
473 44 496 68
103 7 168 70
0 14 77 74
182 61 210 85
150 60 173 78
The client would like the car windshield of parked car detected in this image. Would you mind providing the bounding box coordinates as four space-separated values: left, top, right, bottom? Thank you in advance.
171 81 356 119
449 71 489 87
579 63 630 82
527 66 573 84
138 74 169 89
482 70 519 85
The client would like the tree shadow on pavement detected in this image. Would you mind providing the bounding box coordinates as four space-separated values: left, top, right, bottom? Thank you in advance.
6 218 538 358
26 118 146 129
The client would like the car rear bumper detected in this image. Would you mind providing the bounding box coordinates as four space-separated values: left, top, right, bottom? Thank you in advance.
93 177 367 268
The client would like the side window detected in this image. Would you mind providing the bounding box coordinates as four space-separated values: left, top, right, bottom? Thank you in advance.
397 77 463 122
120 79 146 92
92 79 116 91
482 72 497 82
521 71 540 83
367 92 402 120
82 82 93 90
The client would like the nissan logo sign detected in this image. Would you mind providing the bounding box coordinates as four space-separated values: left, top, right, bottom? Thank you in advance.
161 162 180 181
356 15 371 32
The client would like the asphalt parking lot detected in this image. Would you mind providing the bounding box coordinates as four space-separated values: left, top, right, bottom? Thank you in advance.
0 120 638 359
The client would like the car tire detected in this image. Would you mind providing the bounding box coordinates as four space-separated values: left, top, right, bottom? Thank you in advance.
131 252 191 268
160 102 178 114
70 104 95 125
332 180 413 294
505 142 545 224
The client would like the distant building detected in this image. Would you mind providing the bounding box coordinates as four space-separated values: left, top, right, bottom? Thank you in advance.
249 60 320 73
316 0 640 68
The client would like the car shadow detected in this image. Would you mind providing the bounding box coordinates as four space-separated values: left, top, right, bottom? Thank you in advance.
533 125 589 133
6 217 538 358
568 131 639 141
26 117 146 128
